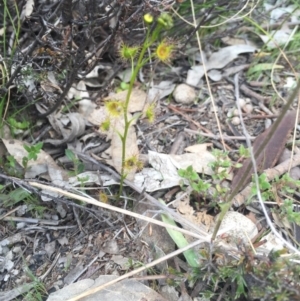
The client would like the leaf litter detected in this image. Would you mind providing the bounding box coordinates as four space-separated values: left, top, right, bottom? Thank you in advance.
2 1 300 300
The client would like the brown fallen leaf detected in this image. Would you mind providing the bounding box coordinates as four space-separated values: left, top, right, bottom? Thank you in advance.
231 110 297 193
233 151 300 206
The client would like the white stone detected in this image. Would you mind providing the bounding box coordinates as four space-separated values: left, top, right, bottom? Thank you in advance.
243 103 253 114
237 98 246 108
231 116 241 125
173 84 196 104
214 211 258 245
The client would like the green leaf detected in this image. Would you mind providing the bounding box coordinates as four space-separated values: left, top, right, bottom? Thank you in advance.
159 199 201 267
65 149 76 161
247 63 283 76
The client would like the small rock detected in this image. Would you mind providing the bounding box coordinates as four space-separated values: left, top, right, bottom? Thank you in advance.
214 211 258 245
243 103 253 114
237 98 246 108
232 108 239 116
173 84 196 104
12 246 22 253
16 222 25 229
231 116 240 125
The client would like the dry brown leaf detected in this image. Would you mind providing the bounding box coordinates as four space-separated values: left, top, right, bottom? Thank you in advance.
105 114 139 181
231 111 297 192
87 106 108 126
173 192 213 230
104 89 147 113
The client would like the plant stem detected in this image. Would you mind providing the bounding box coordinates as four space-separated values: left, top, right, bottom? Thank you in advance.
118 31 152 197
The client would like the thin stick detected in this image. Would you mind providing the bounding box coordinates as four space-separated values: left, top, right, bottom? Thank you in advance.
189 0 226 150
65 239 204 301
184 128 255 141
29 181 210 241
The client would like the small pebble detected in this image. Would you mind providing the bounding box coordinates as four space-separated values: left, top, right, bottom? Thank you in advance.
16 223 25 230
173 84 196 104
243 103 253 114
232 109 239 116
231 116 241 125
12 246 22 254
237 98 246 108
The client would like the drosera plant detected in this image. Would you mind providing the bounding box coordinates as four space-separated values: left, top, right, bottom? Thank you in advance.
102 12 175 198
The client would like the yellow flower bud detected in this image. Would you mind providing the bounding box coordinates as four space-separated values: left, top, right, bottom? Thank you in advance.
144 13 153 24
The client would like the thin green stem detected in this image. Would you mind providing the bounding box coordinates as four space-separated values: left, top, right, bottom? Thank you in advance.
118 30 152 197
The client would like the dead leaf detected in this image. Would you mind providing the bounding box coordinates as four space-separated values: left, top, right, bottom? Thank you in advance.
186 44 257 86
185 143 212 153
259 29 293 49
1 139 66 178
134 147 232 192
104 89 147 113
173 192 213 231
21 0 34 19
87 106 108 126
148 81 175 102
231 111 297 192
105 114 139 181
221 36 258 47
45 113 86 145
47 275 168 301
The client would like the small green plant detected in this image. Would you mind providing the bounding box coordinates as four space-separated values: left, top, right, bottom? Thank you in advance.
279 199 300 225
22 142 44 169
250 173 272 201
275 173 300 195
238 144 250 158
1 155 22 178
208 149 233 181
249 172 300 226
188 244 300 300
7 116 30 132
0 187 30 206
178 165 211 195
272 174 300 225
0 187 46 216
65 149 85 176
1 142 43 177
23 266 48 301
